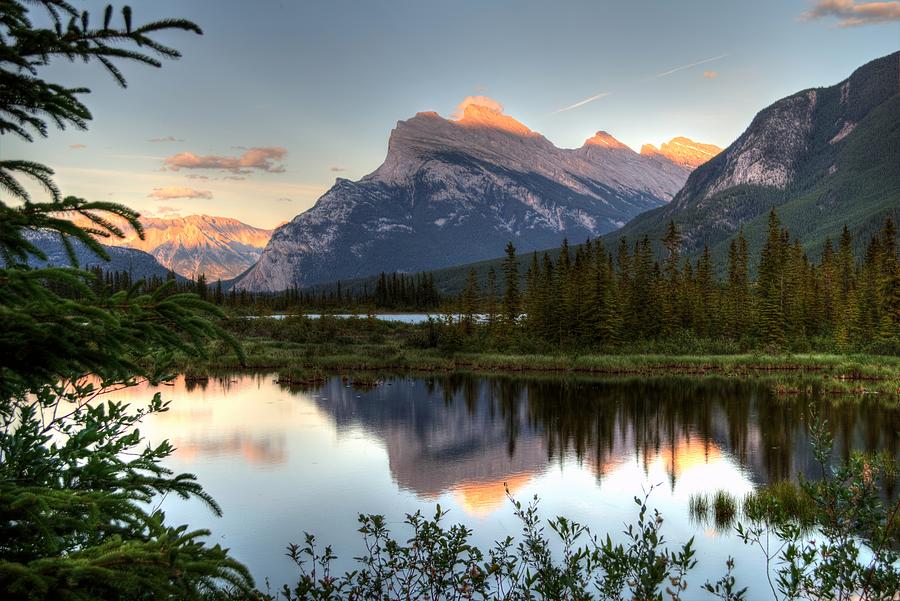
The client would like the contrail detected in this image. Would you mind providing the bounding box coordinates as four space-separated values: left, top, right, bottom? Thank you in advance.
552 91 611 114
552 53 727 115
654 54 728 78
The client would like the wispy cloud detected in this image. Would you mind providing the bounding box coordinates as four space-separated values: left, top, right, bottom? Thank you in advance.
655 54 728 78
163 147 287 173
148 136 184 143
553 53 726 114
552 91 612 114
801 0 900 27
148 186 213 200
69 143 87 149
329 166 347 172
275 196 294 202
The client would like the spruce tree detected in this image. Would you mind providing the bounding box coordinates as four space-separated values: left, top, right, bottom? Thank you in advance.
757 210 787 348
501 241 520 329
0 2 253 597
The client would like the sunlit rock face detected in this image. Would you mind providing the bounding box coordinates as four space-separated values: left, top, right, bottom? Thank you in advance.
640 137 723 170
92 215 274 281
236 101 709 291
607 50 900 259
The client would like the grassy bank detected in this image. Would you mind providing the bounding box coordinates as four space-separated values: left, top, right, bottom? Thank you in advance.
177 316 900 397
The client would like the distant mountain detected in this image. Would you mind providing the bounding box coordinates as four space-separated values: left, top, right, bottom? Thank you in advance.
23 230 182 281
608 51 900 263
640 137 722 169
236 102 714 291
91 215 274 281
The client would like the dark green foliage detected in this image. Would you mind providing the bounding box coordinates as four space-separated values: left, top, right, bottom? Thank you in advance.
272 491 699 601
1 1 253 598
412 212 898 355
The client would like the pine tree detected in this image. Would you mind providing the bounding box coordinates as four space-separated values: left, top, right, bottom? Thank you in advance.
0 3 253 597
757 210 787 348
485 266 499 333
501 241 520 330
460 268 480 334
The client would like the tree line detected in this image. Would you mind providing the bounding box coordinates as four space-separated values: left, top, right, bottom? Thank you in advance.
453 212 898 353
81 269 444 312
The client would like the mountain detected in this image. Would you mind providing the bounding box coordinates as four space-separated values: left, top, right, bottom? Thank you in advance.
236 102 714 291
608 51 900 263
640 137 722 169
23 230 183 281
91 215 274 281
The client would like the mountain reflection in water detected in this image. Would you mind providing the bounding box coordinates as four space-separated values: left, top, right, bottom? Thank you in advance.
115 373 897 589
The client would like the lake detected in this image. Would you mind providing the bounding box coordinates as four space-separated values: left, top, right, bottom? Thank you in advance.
258 313 437 323
115 373 898 594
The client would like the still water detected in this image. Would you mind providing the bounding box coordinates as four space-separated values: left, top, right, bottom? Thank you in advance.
115 374 898 593
264 313 435 323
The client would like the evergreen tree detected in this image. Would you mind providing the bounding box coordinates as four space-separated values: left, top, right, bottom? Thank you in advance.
0 3 253 597
757 210 787 348
501 241 520 329
484 266 499 333
459 268 480 334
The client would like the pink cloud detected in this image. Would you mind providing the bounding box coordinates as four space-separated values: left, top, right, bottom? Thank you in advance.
163 147 287 173
148 186 213 200
703 71 719 79
329 166 347 172
802 0 900 27
453 95 504 118
69 143 87 149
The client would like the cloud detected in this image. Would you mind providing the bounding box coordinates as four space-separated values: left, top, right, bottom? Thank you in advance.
275 197 294 202
655 54 728 78
162 147 287 173
148 186 213 200
148 136 184 143
552 91 612 114
453 95 504 118
69 143 87 149
156 205 181 214
802 0 900 26
222 175 246 181
329 166 347 172
553 53 725 115
185 174 209 180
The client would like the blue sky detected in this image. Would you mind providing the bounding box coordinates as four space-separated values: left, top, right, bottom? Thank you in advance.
7 0 899 227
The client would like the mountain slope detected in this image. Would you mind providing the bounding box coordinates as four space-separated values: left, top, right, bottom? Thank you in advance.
93 215 273 281
23 230 183 281
236 102 711 291
607 51 900 263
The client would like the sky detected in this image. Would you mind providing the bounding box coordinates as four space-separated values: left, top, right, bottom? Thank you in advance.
6 0 899 228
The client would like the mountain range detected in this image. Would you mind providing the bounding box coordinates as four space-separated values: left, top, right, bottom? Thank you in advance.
23 230 183 281
608 50 900 263
301 51 900 296
81 215 274 281
235 103 719 291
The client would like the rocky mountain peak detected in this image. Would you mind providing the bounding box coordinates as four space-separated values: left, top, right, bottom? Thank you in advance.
640 137 723 169
456 102 538 137
583 131 630 150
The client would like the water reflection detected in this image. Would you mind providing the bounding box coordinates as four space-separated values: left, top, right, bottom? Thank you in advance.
111 373 898 589
300 374 898 503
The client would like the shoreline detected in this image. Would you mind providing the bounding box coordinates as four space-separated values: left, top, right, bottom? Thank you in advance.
182 343 900 397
